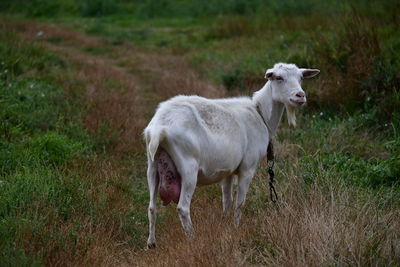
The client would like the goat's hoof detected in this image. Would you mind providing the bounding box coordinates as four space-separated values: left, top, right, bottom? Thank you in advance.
185 230 194 239
146 242 156 250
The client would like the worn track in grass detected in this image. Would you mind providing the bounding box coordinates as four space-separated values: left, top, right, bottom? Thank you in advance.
9 21 225 154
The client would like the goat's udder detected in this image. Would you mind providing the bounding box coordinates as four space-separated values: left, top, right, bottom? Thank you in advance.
157 148 181 206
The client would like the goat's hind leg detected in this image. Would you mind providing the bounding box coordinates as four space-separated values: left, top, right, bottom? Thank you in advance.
146 159 159 249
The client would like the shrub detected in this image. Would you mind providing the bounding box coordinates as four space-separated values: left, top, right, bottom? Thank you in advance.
362 57 400 124
308 10 381 112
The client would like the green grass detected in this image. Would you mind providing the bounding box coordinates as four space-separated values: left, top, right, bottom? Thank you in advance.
285 113 400 188
0 28 93 264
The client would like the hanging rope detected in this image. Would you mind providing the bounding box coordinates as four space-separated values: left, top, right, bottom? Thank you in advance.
267 141 278 203
256 104 278 203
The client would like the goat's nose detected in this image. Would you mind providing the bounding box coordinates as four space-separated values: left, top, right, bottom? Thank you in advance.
296 91 305 98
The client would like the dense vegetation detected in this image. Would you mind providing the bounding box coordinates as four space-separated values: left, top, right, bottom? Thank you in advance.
1 0 399 265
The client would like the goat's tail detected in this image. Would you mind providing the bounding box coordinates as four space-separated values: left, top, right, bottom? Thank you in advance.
147 128 166 162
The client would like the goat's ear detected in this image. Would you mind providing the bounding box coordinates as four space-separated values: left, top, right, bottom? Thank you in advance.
301 69 320 79
264 69 275 80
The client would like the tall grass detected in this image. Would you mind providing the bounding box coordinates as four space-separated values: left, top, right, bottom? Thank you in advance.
135 158 399 266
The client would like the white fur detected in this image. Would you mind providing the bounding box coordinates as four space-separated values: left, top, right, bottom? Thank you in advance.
144 63 319 248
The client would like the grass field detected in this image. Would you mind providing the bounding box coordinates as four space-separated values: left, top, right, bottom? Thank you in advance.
0 0 399 266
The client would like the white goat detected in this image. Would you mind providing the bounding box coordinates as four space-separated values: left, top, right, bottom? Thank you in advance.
144 63 319 248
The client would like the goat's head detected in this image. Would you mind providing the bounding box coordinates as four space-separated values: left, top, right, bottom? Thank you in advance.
265 63 320 126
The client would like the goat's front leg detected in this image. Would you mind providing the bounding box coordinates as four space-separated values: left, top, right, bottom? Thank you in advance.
221 175 235 214
177 160 198 237
235 169 255 226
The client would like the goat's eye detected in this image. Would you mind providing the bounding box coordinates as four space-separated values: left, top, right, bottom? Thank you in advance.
275 76 284 81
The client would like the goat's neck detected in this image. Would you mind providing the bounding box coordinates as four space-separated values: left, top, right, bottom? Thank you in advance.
253 81 285 136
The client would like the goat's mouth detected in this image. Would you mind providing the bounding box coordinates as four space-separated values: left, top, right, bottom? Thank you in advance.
290 98 306 106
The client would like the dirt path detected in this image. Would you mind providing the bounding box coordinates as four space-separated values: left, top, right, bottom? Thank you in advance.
3 20 228 155
8 20 225 154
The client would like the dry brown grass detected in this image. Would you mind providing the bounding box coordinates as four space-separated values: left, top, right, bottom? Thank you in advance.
111 47 227 102
131 167 399 266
